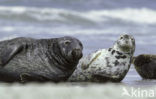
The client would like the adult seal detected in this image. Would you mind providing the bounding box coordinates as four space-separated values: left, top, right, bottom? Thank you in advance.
68 34 135 82
133 54 156 79
0 36 83 83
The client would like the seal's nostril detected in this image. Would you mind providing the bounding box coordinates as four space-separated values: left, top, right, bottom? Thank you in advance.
126 41 128 44
72 49 82 59
74 48 81 52
75 49 81 54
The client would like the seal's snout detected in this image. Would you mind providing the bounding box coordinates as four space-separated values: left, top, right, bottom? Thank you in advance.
125 40 129 44
72 48 83 59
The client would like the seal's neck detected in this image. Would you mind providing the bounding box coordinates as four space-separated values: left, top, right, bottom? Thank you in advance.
113 44 132 55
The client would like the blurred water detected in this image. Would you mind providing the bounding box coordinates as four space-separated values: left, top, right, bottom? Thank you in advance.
0 0 156 86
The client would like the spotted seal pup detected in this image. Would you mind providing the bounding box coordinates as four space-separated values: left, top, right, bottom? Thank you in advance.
133 54 156 79
0 36 83 83
68 34 135 82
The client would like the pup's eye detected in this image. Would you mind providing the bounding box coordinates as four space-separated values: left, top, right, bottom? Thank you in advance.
64 40 71 45
120 37 123 39
131 38 134 41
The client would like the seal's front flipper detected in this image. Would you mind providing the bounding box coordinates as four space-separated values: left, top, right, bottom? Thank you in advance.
81 50 101 70
0 44 23 66
20 73 33 83
20 73 49 83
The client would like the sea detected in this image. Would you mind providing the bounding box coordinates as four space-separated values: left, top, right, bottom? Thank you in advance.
0 0 156 99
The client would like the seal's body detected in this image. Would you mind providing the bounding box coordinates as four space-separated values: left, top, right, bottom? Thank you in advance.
0 36 83 83
133 54 156 79
68 34 135 82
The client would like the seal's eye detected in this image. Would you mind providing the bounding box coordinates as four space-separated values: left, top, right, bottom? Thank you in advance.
64 40 71 45
120 37 123 39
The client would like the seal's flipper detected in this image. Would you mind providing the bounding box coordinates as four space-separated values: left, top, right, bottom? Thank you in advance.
81 50 101 70
20 73 32 83
0 44 23 66
20 73 49 83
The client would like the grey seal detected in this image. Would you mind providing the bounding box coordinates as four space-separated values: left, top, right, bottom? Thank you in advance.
0 36 83 83
133 54 156 79
68 34 135 82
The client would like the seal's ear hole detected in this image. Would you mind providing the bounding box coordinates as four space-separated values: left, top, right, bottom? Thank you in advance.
64 40 71 45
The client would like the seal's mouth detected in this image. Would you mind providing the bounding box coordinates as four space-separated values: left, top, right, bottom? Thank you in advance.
119 45 132 52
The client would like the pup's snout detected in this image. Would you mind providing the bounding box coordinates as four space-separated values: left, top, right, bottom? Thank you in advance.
125 40 129 44
72 48 83 59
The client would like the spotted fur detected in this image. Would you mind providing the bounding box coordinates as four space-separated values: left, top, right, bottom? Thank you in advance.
68 34 135 82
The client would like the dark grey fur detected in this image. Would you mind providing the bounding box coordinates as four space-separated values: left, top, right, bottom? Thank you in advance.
133 54 156 79
0 36 83 83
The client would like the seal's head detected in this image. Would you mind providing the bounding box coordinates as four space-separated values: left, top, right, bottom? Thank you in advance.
57 36 83 62
113 34 135 55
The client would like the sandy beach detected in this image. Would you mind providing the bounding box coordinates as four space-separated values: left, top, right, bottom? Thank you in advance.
0 0 156 98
